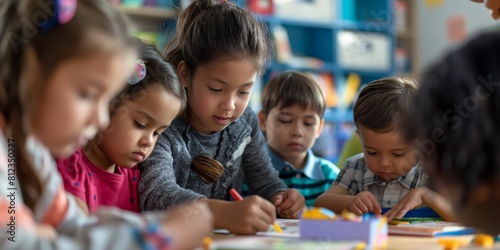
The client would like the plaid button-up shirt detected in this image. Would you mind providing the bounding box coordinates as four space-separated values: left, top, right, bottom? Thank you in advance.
334 153 429 208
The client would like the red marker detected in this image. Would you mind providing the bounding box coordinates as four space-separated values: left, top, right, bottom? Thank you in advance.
229 188 243 201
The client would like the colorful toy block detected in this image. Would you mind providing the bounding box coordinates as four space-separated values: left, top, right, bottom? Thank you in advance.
300 208 388 248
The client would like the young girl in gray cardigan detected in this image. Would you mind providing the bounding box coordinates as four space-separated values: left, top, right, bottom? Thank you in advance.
139 0 305 235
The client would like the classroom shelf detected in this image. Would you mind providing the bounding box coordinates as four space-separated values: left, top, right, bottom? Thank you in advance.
278 18 336 29
335 20 393 33
112 2 179 48
394 0 419 76
257 16 394 34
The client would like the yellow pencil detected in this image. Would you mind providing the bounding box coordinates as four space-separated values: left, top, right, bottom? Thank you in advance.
273 222 283 233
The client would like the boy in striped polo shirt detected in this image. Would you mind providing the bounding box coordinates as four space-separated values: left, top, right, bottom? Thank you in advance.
258 71 340 207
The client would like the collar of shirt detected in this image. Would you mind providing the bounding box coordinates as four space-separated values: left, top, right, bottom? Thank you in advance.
362 163 422 189
266 145 325 181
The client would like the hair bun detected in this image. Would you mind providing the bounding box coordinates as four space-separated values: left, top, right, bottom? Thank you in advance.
190 154 224 184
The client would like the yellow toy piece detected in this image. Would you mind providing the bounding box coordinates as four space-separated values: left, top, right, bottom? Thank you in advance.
341 209 358 221
202 237 212 250
354 241 367 250
474 234 494 248
301 207 336 220
437 238 468 250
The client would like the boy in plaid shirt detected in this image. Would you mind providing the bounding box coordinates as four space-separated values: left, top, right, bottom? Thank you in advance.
315 77 454 221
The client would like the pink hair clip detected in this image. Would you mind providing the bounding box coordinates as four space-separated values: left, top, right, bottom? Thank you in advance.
59 0 77 25
40 0 77 31
127 59 147 85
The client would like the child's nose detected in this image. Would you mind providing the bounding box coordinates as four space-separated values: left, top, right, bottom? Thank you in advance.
140 134 154 147
378 155 391 167
291 123 303 137
220 96 236 111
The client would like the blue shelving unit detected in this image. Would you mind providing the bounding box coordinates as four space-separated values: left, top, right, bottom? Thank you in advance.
236 0 396 163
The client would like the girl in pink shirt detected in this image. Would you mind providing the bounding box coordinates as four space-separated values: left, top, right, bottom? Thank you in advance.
57 39 185 214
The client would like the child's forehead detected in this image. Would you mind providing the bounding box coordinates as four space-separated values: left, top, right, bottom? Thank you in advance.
46 52 132 87
118 88 180 116
358 126 410 148
198 56 258 71
194 58 258 84
272 102 320 115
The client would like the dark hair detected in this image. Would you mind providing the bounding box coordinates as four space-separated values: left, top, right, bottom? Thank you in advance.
405 31 500 202
0 0 134 210
164 0 273 76
110 39 186 116
354 77 418 134
261 71 326 118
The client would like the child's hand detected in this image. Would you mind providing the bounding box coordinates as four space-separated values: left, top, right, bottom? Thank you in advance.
271 189 305 219
161 201 213 250
384 187 426 220
224 195 276 235
348 191 382 215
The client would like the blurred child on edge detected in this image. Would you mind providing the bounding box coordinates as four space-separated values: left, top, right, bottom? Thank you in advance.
406 31 500 235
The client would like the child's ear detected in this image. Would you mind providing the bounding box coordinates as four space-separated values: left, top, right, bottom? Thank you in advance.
258 111 267 132
176 61 190 88
315 118 325 138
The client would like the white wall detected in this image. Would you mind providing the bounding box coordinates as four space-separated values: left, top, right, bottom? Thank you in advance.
417 0 499 70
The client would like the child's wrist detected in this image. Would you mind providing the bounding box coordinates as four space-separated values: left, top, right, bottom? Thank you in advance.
420 187 433 205
206 199 232 229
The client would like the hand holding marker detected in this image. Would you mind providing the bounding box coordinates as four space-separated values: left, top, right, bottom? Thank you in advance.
229 188 283 233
